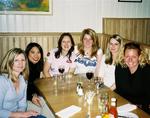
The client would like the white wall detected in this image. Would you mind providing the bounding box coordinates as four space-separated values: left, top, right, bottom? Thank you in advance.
0 0 150 33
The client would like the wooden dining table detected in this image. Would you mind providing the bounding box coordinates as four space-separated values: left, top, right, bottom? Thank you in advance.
34 74 150 118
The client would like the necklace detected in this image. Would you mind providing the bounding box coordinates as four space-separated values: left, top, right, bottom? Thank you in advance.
85 52 89 55
84 48 92 56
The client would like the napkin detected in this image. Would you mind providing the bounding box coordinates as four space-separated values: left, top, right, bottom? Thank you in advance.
117 103 137 113
56 105 81 118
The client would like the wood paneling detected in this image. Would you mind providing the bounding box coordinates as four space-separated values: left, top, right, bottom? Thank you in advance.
0 32 111 62
103 18 150 45
0 32 80 62
0 32 149 63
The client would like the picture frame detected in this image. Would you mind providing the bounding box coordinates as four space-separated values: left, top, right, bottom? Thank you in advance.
0 0 52 15
118 0 142 2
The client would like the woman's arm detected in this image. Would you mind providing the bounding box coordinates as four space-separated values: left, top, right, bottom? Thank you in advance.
10 110 39 118
95 49 103 77
43 60 51 78
18 85 27 111
110 83 116 91
97 55 105 78
0 77 11 117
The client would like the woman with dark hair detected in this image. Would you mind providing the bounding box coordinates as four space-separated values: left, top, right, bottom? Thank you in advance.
25 42 55 118
115 42 150 114
43 32 76 77
25 42 44 101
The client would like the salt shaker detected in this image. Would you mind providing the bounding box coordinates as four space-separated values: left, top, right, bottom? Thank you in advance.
78 86 84 96
76 82 84 96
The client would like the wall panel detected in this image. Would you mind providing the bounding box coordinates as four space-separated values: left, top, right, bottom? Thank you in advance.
0 32 81 62
103 18 150 45
0 32 149 63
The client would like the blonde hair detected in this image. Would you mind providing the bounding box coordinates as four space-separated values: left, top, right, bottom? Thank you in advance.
105 34 124 65
0 48 29 82
78 28 99 57
117 41 148 67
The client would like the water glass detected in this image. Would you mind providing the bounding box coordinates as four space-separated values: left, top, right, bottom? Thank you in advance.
98 92 109 115
53 75 58 95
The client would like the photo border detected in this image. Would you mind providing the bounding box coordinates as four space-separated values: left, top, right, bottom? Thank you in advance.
118 0 142 2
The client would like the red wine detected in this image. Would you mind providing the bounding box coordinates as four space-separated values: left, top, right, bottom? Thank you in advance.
58 68 65 74
86 72 93 80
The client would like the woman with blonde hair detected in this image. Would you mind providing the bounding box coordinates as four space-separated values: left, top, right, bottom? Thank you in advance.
115 42 150 114
98 34 123 90
0 48 39 118
74 28 103 76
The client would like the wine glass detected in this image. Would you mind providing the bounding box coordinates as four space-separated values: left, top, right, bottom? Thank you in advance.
58 65 65 80
85 91 95 118
58 66 65 74
86 71 94 90
86 72 93 81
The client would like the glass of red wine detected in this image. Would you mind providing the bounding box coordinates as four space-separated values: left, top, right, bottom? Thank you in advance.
86 71 94 90
58 68 65 74
58 65 65 80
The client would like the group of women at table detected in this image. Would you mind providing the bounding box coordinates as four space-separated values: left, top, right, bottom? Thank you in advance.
0 28 150 118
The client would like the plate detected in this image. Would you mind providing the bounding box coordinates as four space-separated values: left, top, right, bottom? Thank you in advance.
118 112 139 118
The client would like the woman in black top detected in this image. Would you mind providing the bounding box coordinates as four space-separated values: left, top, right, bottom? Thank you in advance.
25 42 44 105
115 42 150 114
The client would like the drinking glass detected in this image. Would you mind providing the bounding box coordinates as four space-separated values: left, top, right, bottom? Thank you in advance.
86 71 94 90
98 92 109 115
94 77 104 93
85 91 95 118
53 75 58 95
58 65 65 80
58 65 65 74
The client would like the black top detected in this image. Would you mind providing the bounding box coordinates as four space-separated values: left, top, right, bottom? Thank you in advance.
115 64 150 105
27 61 42 100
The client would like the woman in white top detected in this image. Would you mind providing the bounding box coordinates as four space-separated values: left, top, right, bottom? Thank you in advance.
74 28 103 76
98 34 123 90
43 32 76 77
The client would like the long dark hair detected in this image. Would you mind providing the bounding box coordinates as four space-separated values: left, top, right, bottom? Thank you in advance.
55 32 75 61
25 42 44 71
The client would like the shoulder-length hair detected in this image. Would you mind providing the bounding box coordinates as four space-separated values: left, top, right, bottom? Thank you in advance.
78 28 99 57
55 32 75 61
25 42 44 71
105 34 124 65
0 48 29 82
118 41 148 67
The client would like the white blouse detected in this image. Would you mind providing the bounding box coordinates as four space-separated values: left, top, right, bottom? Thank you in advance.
98 55 115 88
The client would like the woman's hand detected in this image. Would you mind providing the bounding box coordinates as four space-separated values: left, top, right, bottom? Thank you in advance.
32 94 42 107
110 83 116 91
10 110 39 117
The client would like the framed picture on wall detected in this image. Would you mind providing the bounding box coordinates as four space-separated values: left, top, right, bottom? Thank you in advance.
0 0 52 15
118 0 142 2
